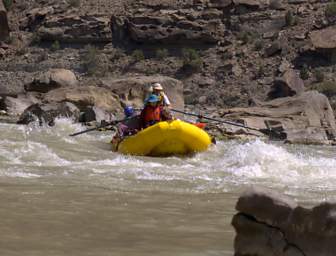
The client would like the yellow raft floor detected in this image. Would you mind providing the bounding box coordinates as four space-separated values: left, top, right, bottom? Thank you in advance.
114 120 212 157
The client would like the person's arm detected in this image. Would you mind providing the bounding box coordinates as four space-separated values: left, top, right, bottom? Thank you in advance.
162 93 171 106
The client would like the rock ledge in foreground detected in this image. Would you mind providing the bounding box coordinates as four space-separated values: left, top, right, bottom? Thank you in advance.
232 186 336 256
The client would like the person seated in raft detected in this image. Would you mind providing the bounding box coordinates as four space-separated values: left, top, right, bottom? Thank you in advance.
145 83 171 107
140 94 173 129
111 106 140 150
117 106 140 137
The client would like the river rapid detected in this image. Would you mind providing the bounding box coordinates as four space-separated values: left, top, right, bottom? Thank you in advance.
0 118 336 256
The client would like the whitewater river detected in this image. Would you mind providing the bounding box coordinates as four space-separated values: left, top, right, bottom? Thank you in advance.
0 118 336 256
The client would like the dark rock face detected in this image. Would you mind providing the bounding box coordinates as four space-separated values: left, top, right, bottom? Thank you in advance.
265 41 282 57
232 186 336 256
24 12 111 43
220 90 336 144
17 102 80 125
100 75 184 110
0 1 9 42
268 69 305 99
25 69 78 93
43 86 123 113
111 5 225 45
80 106 114 123
20 6 54 32
44 14 110 43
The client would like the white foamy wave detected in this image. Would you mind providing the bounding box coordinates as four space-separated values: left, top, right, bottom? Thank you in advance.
207 140 336 192
4 171 41 178
0 139 70 167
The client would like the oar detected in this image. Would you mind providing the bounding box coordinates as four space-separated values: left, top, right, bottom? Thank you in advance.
69 118 127 137
171 109 261 131
170 108 284 138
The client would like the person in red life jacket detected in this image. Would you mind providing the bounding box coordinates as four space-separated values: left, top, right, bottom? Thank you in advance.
140 94 162 129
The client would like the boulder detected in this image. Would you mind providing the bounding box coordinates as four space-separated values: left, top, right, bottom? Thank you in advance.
111 8 225 45
80 106 114 123
268 69 305 99
17 102 80 125
37 14 111 43
0 1 9 42
25 69 78 93
1 93 40 116
43 86 123 113
220 90 336 145
310 26 336 49
233 186 336 256
265 41 282 57
100 76 184 110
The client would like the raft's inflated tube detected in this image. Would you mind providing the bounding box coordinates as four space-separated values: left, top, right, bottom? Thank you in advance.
115 120 212 156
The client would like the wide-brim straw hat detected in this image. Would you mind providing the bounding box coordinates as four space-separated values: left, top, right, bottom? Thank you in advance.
153 83 163 90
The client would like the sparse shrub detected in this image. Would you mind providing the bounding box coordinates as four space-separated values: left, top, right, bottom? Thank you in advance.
257 65 265 78
37 51 48 62
237 31 251 44
300 64 309 80
82 45 101 76
50 41 60 52
4 35 14 45
67 0 80 7
221 50 233 61
314 69 325 83
254 40 263 51
3 0 13 10
314 81 336 97
326 1 336 19
16 47 28 56
181 48 202 72
237 30 259 45
285 10 297 27
131 49 145 62
155 48 169 60
31 32 41 45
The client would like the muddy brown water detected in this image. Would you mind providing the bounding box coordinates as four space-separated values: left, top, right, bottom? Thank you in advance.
0 118 335 256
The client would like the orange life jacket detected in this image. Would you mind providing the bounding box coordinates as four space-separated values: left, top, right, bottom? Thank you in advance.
141 105 161 127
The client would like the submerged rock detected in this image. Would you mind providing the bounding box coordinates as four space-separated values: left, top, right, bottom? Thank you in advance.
232 186 336 256
17 102 80 125
1 93 40 116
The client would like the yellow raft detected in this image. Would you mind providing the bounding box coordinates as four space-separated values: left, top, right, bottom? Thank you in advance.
114 120 212 156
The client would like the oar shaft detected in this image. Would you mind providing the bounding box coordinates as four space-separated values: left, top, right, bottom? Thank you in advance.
69 127 101 137
171 108 261 132
69 118 128 137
